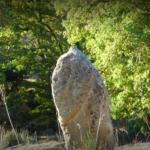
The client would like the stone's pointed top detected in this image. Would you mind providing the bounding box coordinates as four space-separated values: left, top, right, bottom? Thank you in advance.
57 46 83 64
52 45 114 150
69 46 81 53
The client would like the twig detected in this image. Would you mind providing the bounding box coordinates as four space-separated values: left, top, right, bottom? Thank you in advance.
146 134 150 142
0 85 20 147
0 124 3 149
143 116 150 142
94 94 104 150
135 132 140 143
56 111 63 141
35 130 37 143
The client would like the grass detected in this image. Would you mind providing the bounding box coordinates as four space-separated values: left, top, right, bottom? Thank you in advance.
0 85 20 147
80 131 95 150
1 129 33 150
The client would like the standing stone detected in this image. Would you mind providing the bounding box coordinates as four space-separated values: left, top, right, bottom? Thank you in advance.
52 46 114 150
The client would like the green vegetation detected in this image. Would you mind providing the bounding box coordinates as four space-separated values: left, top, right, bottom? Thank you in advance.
1 129 32 150
80 132 95 150
54 0 150 135
0 0 150 139
0 0 69 124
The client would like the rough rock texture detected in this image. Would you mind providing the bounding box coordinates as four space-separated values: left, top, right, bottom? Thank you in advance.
52 46 114 150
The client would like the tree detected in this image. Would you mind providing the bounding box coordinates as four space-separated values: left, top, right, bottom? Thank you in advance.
0 0 69 124
55 0 150 134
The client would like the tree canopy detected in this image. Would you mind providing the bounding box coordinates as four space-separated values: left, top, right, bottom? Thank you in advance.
0 0 150 134
0 0 69 124
54 0 150 134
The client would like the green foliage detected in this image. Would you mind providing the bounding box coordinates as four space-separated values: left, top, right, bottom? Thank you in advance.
1 129 32 150
80 132 95 150
55 0 150 134
0 0 69 123
0 0 150 136
0 72 6 85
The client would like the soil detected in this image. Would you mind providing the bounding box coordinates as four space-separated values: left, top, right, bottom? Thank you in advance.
115 142 150 150
5 141 150 150
5 141 66 150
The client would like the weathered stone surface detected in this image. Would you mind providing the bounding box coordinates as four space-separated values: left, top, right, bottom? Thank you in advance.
52 46 114 150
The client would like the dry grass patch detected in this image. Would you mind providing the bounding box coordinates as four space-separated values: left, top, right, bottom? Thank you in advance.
115 142 150 150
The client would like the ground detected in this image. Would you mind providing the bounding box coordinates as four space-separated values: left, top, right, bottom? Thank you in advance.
5 141 150 150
